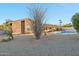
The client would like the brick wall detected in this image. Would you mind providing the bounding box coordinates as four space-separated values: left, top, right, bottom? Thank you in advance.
11 19 32 34
25 19 32 34
12 20 21 34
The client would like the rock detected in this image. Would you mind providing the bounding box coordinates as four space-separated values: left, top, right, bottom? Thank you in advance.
0 35 10 42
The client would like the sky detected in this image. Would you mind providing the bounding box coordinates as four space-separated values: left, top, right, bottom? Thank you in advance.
0 3 79 25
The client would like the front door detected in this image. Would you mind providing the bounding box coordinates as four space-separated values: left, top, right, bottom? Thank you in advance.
21 20 25 34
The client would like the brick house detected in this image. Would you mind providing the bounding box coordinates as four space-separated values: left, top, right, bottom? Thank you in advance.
10 18 32 34
9 18 57 35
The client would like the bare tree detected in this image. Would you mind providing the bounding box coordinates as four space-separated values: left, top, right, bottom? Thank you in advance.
29 7 46 40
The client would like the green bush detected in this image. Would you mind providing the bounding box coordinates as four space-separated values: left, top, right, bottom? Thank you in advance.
71 13 79 33
63 23 73 27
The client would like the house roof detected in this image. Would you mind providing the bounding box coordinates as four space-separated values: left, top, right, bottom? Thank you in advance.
10 18 32 22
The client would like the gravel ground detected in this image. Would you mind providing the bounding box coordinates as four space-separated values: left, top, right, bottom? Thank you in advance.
0 34 79 56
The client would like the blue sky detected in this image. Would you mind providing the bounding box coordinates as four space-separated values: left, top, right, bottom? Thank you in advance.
0 3 79 25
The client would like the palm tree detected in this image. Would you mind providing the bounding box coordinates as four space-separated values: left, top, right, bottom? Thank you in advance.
59 20 62 27
59 19 62 31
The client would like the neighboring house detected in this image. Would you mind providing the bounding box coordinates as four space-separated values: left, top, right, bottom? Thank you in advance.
43 24 57 33
9 18 32 34
9 18 57 34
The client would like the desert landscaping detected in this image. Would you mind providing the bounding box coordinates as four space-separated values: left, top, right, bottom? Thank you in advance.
0 3 79 56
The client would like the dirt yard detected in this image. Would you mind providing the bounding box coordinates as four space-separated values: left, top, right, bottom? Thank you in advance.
0 34 79 56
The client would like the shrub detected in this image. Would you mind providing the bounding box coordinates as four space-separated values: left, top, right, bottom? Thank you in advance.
71 13 79 33
63 23 73 27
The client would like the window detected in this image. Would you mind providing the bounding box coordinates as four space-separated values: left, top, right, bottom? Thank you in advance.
49 27 52 29
10 23 12 26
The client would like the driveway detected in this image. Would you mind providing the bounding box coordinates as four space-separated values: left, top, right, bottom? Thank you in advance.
0 34 79 56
